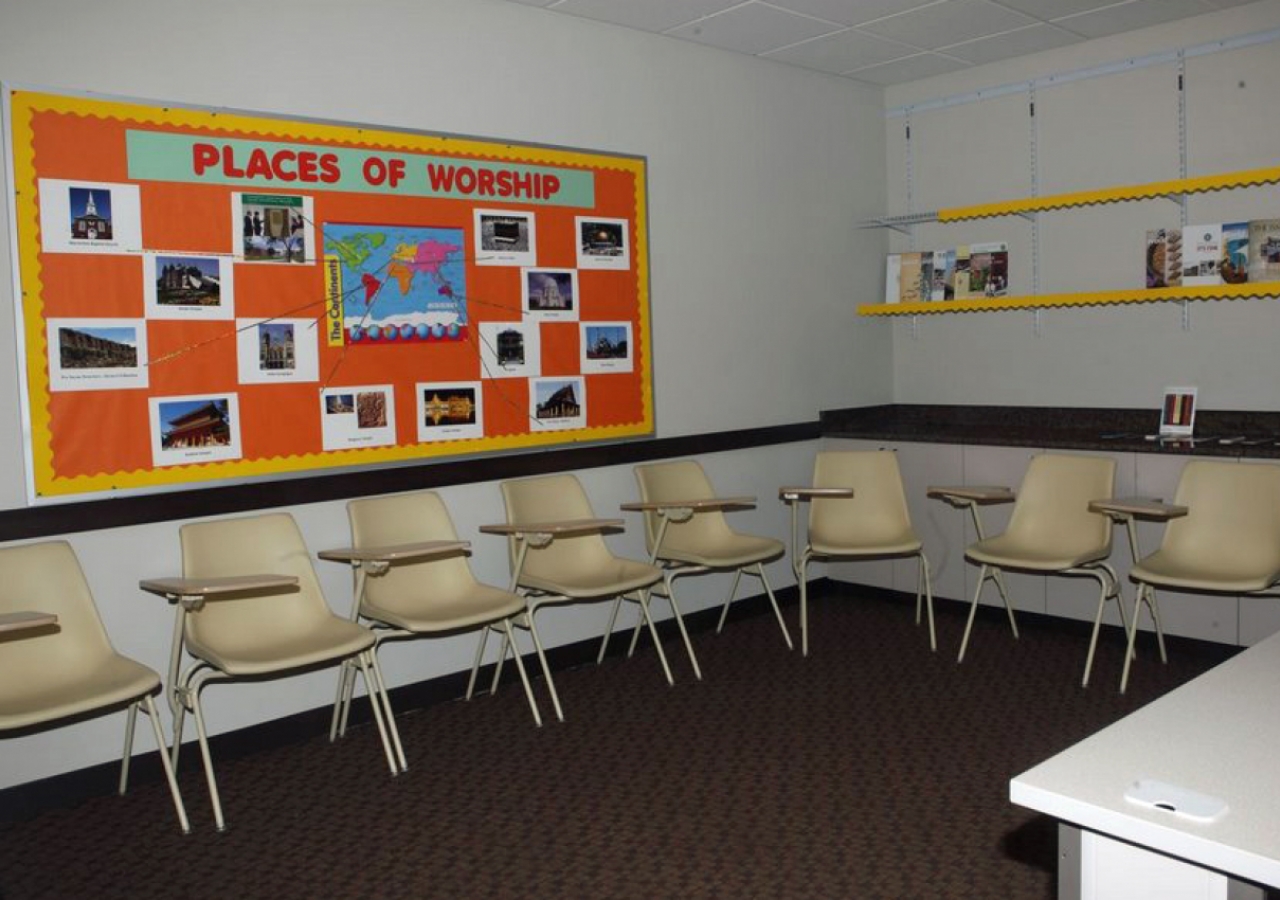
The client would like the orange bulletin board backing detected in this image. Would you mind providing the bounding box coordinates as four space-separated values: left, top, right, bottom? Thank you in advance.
4 87 653 502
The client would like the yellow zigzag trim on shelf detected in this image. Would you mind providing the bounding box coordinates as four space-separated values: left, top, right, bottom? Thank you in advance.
859 282 1280 316
936 166 1280 222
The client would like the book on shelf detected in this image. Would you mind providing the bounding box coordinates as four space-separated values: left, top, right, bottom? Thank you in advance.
1145 228 1182 288
898 252 923 304
1221 221 1249 284
1248 219 1280 283
884 253 901 304
968 241 1009 298
953 246 972 300
918 251 934 302
1181 223 1223 286
932 249 955 301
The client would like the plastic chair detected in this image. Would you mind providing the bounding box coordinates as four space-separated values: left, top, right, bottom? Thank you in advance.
483 474 670 722
1122 460 1280 692
321 491 544 729
629 460 792 679
943 453 1120 687
782 450 934 656
0 541 189 833
167 513 402 830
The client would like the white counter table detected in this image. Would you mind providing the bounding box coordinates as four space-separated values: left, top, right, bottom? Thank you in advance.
1011 629 1280 899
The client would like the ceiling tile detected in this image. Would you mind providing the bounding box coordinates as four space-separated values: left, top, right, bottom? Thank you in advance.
989 0 1125 20
845 51 972 84
764 27 919 73
858 0 1041 49
763 0 941 27
666 2 844 55
505 0 557 5
1054 0 1218 40
546 0 739 34
942 23 1083 64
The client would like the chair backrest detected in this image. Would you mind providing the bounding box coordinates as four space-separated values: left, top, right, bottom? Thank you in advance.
634 460 739 556
1163 460 1280 579
1004 454 1115 558
179 513 335 650
0 541 118 689
347 491 479 612
809 451 915 547
499 475 618 581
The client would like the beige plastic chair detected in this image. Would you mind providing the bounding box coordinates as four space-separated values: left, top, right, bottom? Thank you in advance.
321 491 544 729
782 451 934 656
951 453 1120 687
1122 460 1280 693
170 513 402 830
483 474 670 722
0 541 189 833
628 460 792 679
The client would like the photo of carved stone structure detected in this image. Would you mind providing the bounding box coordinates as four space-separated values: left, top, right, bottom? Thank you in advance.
356 391 387 428
58 326 137 369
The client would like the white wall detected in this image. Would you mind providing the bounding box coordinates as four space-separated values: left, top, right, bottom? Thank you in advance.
880 0 1280 410
0 0 885 787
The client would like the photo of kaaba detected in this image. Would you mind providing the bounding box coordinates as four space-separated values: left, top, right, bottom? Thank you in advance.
580 221 624 257
58 326 137 369
423 388 477 427
480 215 530 252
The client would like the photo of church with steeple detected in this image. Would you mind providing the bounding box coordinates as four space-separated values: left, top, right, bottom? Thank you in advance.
69 187 113 241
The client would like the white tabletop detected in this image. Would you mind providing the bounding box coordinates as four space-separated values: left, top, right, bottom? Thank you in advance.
1010 629 1280 888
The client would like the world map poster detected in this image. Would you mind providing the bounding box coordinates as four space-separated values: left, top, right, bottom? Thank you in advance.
3 86 653 501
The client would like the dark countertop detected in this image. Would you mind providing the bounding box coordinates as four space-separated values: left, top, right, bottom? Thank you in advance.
821 405 1280 459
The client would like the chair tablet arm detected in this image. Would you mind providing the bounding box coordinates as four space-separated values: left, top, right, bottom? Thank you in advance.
480 518 625 547
927 485 1016 506
139 574 299 609
0 610 58 634
779 486 855 503
319 540 470 571
1088 497 1188 521
622 496 756 517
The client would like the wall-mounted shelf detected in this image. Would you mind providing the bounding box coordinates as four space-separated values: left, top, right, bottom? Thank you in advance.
859 282 1280 317
861 165 1280 230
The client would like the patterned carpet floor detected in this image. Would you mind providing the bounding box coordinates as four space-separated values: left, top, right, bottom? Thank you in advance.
0 585 1241 899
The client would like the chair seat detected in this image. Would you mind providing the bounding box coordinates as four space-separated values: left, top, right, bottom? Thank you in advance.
187 615 375 676
660 533 784 569
811 533 922 558
968 534 1108 572
519 557 662 599
0 654 160 730
1132 551 1280 594
362 582 527 632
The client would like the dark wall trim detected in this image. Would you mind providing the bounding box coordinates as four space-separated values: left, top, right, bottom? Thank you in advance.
0 421 820 542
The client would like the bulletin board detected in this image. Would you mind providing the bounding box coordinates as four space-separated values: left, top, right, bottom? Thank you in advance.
3 86 653 502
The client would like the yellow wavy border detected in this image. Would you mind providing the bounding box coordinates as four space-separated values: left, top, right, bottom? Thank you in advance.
9 89 653 498
859 282 1280 316
936 166 1280 222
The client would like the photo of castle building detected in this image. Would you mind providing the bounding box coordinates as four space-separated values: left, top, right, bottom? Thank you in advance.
156 257 221 306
